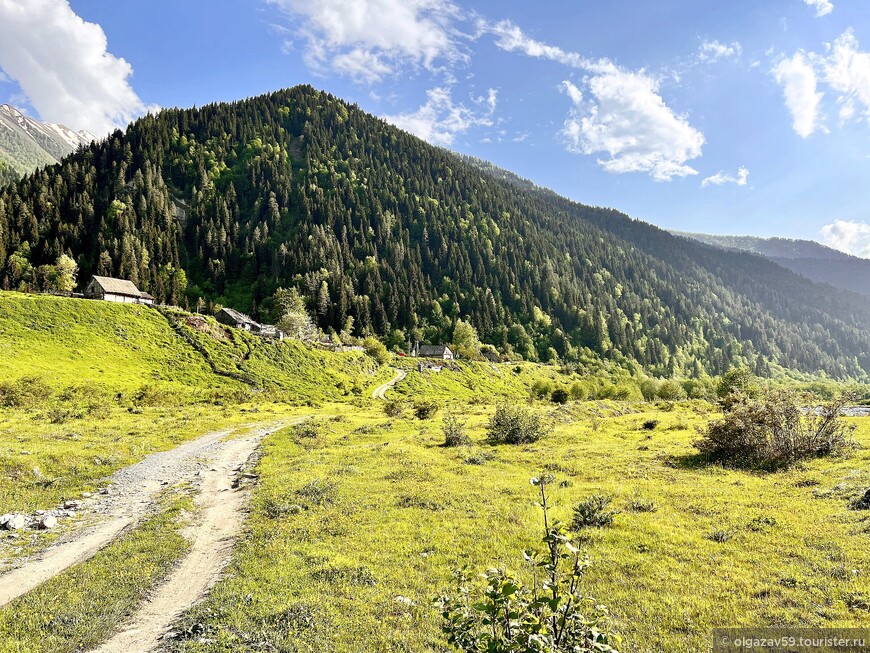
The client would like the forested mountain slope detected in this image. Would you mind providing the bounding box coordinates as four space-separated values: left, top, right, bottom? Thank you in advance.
674 231 870 299
0 85 868 379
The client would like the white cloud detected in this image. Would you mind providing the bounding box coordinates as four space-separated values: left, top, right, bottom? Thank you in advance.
382 86 496 146
820 219 870 257
701 166 749 187
266 0 465 83
485 19 590 69
559 72 705 181
698 39 742 63
822 29 870 126
803 0 833 17
772 52 824 137
0 0 151 135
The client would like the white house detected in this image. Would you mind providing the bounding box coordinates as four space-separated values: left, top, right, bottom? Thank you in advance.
84 276 154 305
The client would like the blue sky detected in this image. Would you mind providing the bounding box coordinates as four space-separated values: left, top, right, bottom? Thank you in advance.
2 0 870 256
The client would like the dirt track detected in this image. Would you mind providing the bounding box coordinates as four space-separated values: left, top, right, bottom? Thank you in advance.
372 367 406 399
0 421 283 609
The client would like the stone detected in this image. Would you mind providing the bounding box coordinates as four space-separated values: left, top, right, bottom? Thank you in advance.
39 515 58 529
81 492 92 499
63 500 80 509
2 514 25 530
98 487 109 495
393 596 414 606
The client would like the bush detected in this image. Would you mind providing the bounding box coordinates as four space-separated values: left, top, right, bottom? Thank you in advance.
441 413 470 447
438 475 621 653
572 494 620 529
383 399 404 417
486 404 549 444
363 337 390 365
292 419 322 439
627 495 658 513
695 390 856 468
551 388 570 404
531 378 553 399
0 376 52 409
414 399 439 420
641 419 659 431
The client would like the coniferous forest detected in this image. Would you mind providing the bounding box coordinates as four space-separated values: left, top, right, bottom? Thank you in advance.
1 85 869 379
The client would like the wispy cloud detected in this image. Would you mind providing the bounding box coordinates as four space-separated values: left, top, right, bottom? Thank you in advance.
772 51 824 137
698 39 742 63
820 219 870 257
701 166 749 187
802 0 833 18
0 0 153 135
382 86 496 146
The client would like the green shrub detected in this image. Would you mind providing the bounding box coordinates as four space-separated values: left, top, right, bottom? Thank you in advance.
441 413 470 447
292 419 322 439
572 494 620 529
383 399 404 417
414 399 439 420
641 419 658 431
695 391 856 468
486 404 549 444
363 337 390 365
438 475 620 653
531 378 553 399
551 388 569 404
0 376 52 409
627 495 658 513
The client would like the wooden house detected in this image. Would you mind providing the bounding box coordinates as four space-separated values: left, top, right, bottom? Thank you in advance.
412 343 454 360
83 276 154 305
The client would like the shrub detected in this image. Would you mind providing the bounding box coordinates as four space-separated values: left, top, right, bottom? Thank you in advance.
695 390 856 468
706 529 732 543
363 337 390 365
0 376 52 409
383 399 404 418
292 419 322 439
641 419 659 431
551 388 570 404
414 399 439 419
295 479 337 508
486 404 549 445
463 451 495 465
441 413 470 447
572 494 620 529
531 378 553 399
627 495 658 513
438 475 621 653
850 488 870 511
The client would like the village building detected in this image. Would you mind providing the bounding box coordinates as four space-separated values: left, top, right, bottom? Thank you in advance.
412 343 454 360
83 276 154 305
215 307 284 340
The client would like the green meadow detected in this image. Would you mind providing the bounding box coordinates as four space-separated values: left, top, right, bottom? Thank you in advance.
0 292 868 652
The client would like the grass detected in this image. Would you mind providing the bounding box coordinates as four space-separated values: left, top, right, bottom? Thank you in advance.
163 402 870 653
2 291 870 652
0 489 193 653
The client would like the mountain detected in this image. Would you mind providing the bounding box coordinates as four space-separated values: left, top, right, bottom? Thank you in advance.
0 85 869 380
675 232 870 299
0 104 94 185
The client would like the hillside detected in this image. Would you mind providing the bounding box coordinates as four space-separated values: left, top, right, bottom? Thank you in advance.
0 105 94 186
0 86 869 379
675 231 870 299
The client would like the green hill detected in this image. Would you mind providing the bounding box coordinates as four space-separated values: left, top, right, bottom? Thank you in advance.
1 86 869 379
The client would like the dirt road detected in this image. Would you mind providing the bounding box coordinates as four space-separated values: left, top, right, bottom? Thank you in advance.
90 426 272 653
0 421 284 609
372 367 406 399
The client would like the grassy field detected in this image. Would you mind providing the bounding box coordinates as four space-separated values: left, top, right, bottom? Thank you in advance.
1 292 869 653
165 402 870 653
0 489 193 653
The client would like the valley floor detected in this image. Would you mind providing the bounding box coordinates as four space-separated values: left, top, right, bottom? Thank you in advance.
0 294 868 652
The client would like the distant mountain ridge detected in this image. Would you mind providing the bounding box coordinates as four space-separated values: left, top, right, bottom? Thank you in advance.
674 231 870 298
0 104 94 185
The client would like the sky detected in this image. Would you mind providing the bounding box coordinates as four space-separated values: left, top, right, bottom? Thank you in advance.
2 1 870 257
